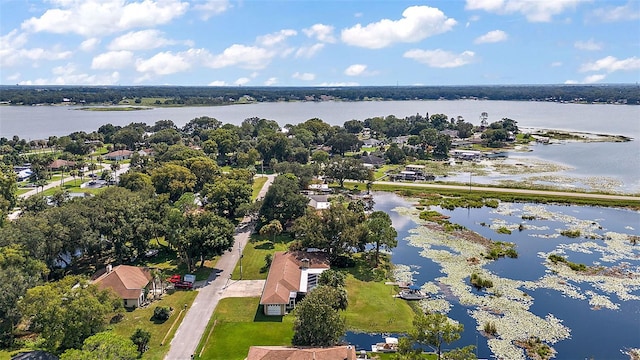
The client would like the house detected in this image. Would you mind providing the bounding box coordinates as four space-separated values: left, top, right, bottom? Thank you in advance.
246 345 357 360
307 195 330 210
48 159 75 170
93 265 153 308
361 138 381 147
260 251 330 316
104 149 133 161
360 154 385 167
307 183 332 194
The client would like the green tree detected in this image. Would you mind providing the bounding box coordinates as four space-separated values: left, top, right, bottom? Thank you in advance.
0 244 48 347
259 219 283 242
326 132 362 156
366 211 398 266
318 269 346 288
0 164 18 226
118 171 153 192
259 175 309 224
385 143 406 164
151 164 196 201
166 209 235 271
325 157 372 188
411 313 464 360
19 276 122 352
292 287 345 347
60 332 137 360
130 328 151 355
343 119 364 134
202 177 252 219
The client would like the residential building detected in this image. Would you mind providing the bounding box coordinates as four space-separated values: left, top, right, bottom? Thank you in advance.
93 265 153 308
246 345 356 360
104 149 133 161
260 251 330 316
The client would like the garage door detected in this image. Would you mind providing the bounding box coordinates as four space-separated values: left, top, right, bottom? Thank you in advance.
266 304 281 316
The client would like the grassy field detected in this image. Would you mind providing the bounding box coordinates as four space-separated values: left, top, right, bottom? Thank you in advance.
231 234 292 280
252 176 268 200
109 290 198 360
39 178 108 197
194 297 294 360
348 181 640 209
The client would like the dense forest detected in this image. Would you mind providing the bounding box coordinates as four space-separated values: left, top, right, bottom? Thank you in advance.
1 84 639 106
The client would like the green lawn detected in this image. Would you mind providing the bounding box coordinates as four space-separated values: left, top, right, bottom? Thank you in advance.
231 234 292 280
195 297 294 360
110 290 198 360
252 176 268 200
343 274 415 333
140 246 218 282
39 179 108 196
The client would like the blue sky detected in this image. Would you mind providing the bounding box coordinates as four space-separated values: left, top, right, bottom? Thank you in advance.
1 0 639 86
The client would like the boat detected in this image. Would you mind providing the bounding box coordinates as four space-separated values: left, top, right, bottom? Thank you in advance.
371 337 398 353
396 285 428 300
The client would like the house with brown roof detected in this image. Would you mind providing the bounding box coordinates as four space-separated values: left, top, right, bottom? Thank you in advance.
93 265 153 308
48 159 76 170
260 251 330 316
246 345 356 360
104 149 133 161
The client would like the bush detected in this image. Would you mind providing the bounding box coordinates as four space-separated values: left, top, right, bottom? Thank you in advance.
470 273 494 290
484 321 497 336
152 306 172 322
560 229 581 238
110 313 124 324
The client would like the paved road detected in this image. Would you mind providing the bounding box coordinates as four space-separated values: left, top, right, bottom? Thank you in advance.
8 164 130 220
164 174 275 360
370 180 640 201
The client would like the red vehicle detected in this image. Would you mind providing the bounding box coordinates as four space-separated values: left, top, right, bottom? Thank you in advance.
174 281 193 289
168 274 181 284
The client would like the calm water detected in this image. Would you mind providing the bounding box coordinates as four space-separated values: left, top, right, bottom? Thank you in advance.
2 100 639 193
2 100 639 139
358 192 640 359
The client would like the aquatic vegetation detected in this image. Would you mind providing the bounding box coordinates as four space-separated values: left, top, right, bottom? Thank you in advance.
470 273 494 290
496 226 512 235
514 336 556 360
483 241 518 260
560 229 581 238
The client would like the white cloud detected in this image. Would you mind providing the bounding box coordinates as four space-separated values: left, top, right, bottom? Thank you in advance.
295 43 324 58
574 39 603 51
193 0 231 20
579 56 640 73
208 80 228 86
19 63 120 85
344 64 367 76
590 2 640 22
551 61 563 67
292 72 315 81
465 0 585 22
80 38 100 52
583 74 606 83
257 29 297 47
317 81 359 86
136 51 191 75
235 77 250 86
564 79 579 84
404 49 475 68
109 29 189 51
91 50 134 69
474 30 508 44
21 0 189 37
341 6 456 49
303 24 336 43
264 77 278 86
206 44 275 70
1 30 73 67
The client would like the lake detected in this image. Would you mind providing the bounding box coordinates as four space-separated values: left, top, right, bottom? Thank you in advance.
2 100 639 193
349 192 640 359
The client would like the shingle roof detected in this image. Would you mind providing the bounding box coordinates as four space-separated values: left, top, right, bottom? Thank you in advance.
93 265 152 300
247 346 356 360
260 252 330 305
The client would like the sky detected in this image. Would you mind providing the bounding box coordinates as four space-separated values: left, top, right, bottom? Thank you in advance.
0 0 639 87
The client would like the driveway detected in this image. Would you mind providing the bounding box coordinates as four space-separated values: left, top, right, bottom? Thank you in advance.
164 174 275 360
